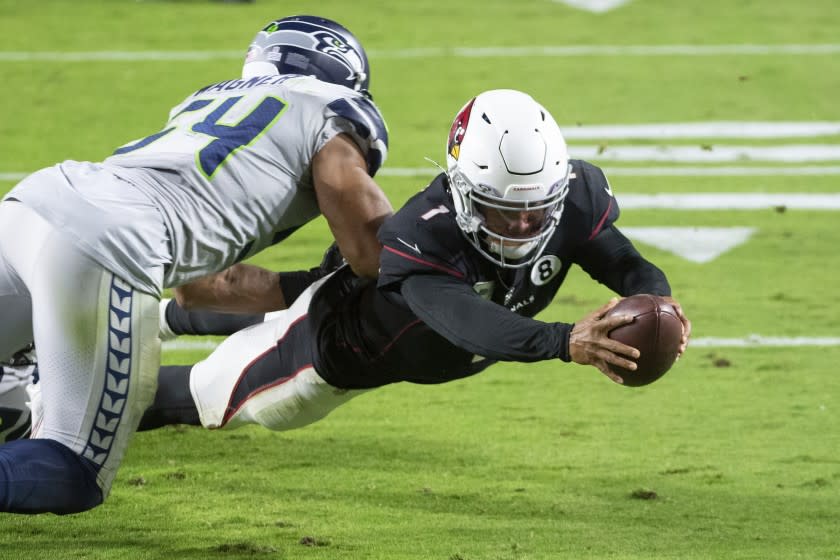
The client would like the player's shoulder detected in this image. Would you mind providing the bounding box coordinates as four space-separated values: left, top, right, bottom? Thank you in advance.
565 160 616 211
381 174 458 240
557 159 620 237
378 174 470 279
568 160 613 201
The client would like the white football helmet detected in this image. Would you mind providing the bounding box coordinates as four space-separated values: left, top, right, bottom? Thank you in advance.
445 89 571 268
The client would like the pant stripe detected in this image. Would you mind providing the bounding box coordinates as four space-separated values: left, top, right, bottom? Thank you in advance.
221 314 313 426
82 276 133 470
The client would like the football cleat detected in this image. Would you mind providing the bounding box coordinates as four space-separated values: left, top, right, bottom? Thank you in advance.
0 343 38 442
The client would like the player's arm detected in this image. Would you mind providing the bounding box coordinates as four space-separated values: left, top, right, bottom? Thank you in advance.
312 133 393 278
575 225 691 355
174 242 345 315
173 263 285 314
400 274 637 376
575 225 670 296
165 244 346 337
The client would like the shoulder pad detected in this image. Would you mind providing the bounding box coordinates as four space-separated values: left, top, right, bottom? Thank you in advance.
568 160 620 239
327 96 389 176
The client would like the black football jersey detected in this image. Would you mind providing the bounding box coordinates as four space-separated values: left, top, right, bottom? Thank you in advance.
312 161 669 389
378 160 620 317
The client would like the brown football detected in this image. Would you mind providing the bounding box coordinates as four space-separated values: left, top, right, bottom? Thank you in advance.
606 294 682 387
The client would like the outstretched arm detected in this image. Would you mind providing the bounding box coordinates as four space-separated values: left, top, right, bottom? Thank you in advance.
312 133 393 278
401 274 571 362
575 225 691 356
575 225 670 297
401 274 639 383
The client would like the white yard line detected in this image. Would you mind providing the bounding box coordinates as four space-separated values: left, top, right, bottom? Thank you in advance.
617 193 840 210
689 337 840 348
569 145 840 162
162 336 840 353
553 0 632 13
378 166 840 177
0 50 243 62
561 122 840 139
2 44 840 62
598 166 840 176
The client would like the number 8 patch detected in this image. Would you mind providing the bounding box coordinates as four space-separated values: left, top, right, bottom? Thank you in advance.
530 255 561 286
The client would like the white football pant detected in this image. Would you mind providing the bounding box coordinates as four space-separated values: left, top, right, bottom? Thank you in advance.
0 201 160 497
190 273 369 431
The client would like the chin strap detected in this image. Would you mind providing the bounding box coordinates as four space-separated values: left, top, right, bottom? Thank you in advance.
487 238 538 261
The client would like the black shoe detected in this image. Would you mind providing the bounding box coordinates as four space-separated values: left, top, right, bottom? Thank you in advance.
0 406 31 442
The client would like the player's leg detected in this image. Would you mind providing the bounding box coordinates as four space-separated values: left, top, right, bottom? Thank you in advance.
0 202 160 514
0 209 38 444
136 365 199 430
189 274 368 432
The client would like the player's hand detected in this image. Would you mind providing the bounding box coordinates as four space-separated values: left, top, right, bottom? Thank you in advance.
569 298 640 384
660 296 691 358
317 242 346 274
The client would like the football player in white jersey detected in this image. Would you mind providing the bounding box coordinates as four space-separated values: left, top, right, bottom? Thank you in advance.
0 15 393 514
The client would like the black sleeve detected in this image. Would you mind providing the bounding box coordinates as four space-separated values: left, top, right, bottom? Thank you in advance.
574 225 671 296
400 274 572 362
164 300 264 336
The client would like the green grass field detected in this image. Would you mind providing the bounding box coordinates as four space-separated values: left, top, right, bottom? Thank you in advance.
1 1 839 558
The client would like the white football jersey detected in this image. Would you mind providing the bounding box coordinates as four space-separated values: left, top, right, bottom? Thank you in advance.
5 74 388 295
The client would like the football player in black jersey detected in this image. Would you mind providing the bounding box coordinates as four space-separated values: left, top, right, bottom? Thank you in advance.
127 89 690 433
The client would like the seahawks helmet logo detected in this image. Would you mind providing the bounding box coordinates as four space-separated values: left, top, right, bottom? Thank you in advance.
255 23 365 83
312 30 365 80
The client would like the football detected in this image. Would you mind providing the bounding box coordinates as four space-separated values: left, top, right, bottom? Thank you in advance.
606 294 683 387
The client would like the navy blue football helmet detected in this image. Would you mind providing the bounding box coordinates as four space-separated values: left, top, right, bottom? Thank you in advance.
243 15 371 95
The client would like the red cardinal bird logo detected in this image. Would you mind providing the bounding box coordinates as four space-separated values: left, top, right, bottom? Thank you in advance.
448 98 475 160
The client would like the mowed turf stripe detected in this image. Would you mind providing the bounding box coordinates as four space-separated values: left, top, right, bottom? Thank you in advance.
2 44 840 62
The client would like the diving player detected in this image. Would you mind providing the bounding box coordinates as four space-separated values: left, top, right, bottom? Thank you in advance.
135 89 691 436
0 15 392 514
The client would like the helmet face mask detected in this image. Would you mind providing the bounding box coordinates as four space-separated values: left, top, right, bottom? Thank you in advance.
242 15 371 95
446 90 572 269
